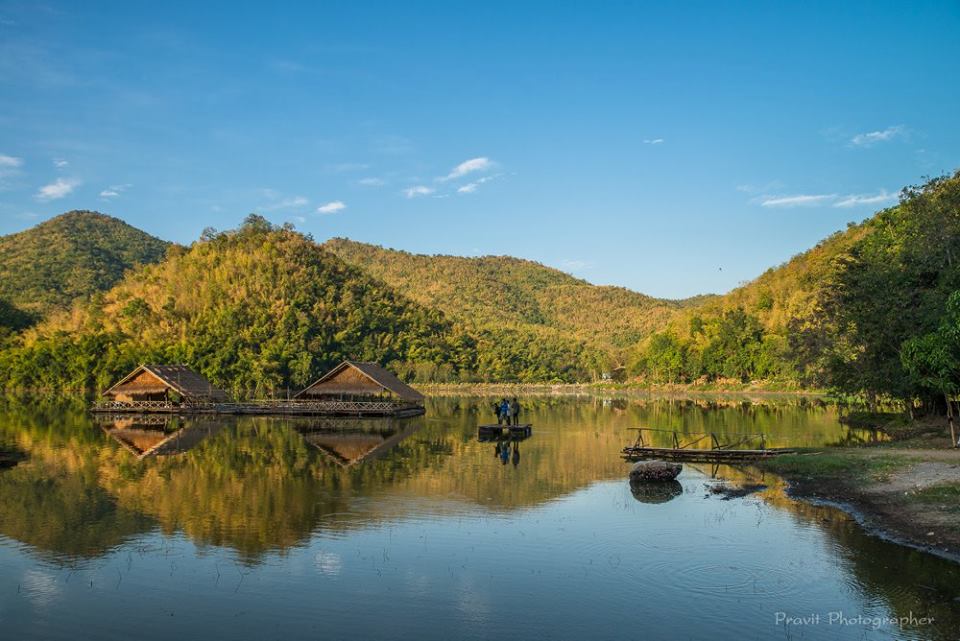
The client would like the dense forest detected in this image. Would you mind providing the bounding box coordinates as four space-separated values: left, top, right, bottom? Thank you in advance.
0 170 958 405
629 171 960 409
0 211 170 321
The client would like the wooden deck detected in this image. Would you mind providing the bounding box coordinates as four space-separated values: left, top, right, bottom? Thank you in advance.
91 399 425 418
478 423 532 441
621 427 794 463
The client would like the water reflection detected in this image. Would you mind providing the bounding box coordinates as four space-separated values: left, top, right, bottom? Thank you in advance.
629 479 683 503
0 395 958 640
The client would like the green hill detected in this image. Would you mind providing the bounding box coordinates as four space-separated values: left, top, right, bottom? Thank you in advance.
0 216 472 393
323 238 696 372
629 171 960 404
0 211 170 319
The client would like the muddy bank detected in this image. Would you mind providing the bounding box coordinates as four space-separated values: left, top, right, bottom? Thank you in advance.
761 448 960 564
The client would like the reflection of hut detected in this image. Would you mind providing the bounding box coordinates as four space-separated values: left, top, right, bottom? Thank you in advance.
99 416 224 459
100 365 229 411
294 361 425 417
299 419 420 467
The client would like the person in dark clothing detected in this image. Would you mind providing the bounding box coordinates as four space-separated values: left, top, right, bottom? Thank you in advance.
491 401 501 424
510 398 521 426
512 442 520 467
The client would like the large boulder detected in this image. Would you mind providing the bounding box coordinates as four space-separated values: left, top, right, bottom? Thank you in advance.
629 459 682 482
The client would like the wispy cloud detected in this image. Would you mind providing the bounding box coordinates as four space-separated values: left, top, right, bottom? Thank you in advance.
403 185 435 198
357 177 385 187
259 192 309 211
0 154 23 189
560 259 593 272
317 200 346 214
759 193 836 208
53 158 68 168
99 183 131 199
0 154 22 168
36 177 80 201
457 174 502 194
833 190 897 208
643 138 664 145
439 157 492 182
326 162 370 173
850 125 905 147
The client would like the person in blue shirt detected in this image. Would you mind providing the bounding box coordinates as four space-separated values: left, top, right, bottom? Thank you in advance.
499 398 510 425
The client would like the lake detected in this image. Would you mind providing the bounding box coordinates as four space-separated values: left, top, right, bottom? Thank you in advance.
0 395 958 640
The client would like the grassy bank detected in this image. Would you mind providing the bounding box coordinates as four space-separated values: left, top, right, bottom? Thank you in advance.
758 443 960 562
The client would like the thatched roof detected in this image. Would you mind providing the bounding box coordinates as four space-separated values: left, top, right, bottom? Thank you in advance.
295 361 424 402
103 364 229 402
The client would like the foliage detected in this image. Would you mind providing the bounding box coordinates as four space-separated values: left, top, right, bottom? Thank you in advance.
0 218 475 393
0 211 170 319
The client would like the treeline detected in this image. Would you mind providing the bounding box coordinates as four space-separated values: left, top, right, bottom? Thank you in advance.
0 216 607 393
630 171 960 410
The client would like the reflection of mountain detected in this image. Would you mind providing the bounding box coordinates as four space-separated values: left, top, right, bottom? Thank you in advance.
0 395 850 564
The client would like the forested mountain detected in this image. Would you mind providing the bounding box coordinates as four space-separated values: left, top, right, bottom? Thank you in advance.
324 238 696 364
629 171 960 408
0 211 170 320
0 217 474 393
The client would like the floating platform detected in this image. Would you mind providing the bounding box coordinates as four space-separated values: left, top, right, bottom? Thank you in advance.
478 424 532 441
621 445 794 463
621 427 794 463
91 400 425 418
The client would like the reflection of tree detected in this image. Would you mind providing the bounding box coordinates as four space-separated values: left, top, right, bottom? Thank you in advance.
771 496 960 641
0 394 849 565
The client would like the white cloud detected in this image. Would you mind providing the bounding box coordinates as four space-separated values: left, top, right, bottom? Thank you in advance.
53 158 68 168
643 138 664 145
439 157 492 182
99 184 131 199
36 177 80 201
403 185 435 198
317 200 346 214
0 154 23 168
457 174 501 194
833 190 897 208
560 259 592 272
260 193 309 211
357 177 385 187
850 125 905 147
759 193 836 208
327 162 370 173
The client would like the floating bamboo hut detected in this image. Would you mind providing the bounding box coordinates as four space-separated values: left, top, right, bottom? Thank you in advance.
98 364 229 411
293 361 425 417
92 361 425 417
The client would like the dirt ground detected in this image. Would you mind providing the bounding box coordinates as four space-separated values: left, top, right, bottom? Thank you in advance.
783 447 960 562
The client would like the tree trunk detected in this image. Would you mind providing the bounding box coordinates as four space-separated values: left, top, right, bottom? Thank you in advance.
946 392 957 449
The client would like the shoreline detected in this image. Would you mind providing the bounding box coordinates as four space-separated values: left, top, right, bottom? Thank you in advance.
415 382 829 399
759 445 960 564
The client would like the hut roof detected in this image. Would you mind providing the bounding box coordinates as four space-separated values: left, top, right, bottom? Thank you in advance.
103 364 229 402
295 361 424 402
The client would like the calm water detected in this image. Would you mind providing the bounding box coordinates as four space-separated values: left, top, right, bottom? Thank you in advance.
0 395 958 640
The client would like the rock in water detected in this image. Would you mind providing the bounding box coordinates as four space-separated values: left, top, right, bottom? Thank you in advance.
629 460 682 482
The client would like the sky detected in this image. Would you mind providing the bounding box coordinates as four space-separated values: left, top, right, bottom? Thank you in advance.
1 1 958 298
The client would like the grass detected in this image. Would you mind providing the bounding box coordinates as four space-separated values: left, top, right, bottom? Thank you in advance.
911 482 960 512
759 451 913 483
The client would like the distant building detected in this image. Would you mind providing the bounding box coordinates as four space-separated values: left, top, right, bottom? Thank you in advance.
101 364 229 408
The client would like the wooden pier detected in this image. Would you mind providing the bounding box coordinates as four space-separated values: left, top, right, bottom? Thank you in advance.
621 428 794 463
478 424 532 441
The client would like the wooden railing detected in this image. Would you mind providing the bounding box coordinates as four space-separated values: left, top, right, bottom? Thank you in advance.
91 399 422 415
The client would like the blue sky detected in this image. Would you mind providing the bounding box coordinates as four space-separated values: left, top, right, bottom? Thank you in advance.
1 1 958 298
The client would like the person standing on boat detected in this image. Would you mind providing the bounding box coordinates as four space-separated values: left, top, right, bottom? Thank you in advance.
499 398 510 425
491 400 501 424
510 398 521 426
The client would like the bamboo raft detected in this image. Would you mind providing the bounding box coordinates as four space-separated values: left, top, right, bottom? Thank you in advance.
621 428 794 463
90 399 425 418
478 424 533 441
